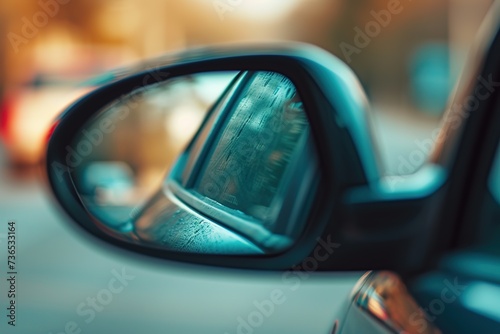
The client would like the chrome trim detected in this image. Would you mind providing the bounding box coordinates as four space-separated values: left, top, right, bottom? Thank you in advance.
352 271 442 334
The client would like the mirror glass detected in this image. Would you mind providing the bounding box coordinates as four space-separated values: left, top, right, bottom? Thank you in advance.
69 71 317 256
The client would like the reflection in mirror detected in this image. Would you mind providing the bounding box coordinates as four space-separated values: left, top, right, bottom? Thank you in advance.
70 71 317 256
195 72 309 223
70 72 238 228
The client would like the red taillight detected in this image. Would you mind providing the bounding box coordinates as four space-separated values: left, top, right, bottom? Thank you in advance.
0 95 15 144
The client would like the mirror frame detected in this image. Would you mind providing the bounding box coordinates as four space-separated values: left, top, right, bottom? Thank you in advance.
45 43 379 270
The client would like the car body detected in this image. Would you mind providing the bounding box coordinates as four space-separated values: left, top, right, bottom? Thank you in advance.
43 3 500 334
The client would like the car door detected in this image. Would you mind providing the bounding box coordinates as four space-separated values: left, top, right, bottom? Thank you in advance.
409 145 500 333
396 4 500 333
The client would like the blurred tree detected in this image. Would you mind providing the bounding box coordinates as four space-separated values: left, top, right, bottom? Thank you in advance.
330 0 450 102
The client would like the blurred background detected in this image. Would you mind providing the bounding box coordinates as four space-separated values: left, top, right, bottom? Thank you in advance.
0 0 493 172
0 1 496 333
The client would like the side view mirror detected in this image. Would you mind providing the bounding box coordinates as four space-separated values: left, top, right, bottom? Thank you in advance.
46 43 441 271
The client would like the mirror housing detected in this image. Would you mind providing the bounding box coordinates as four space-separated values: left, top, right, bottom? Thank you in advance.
46 43 391 271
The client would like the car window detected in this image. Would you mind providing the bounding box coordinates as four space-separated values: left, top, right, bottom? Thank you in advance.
191 71 314 232
489 143 500 205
